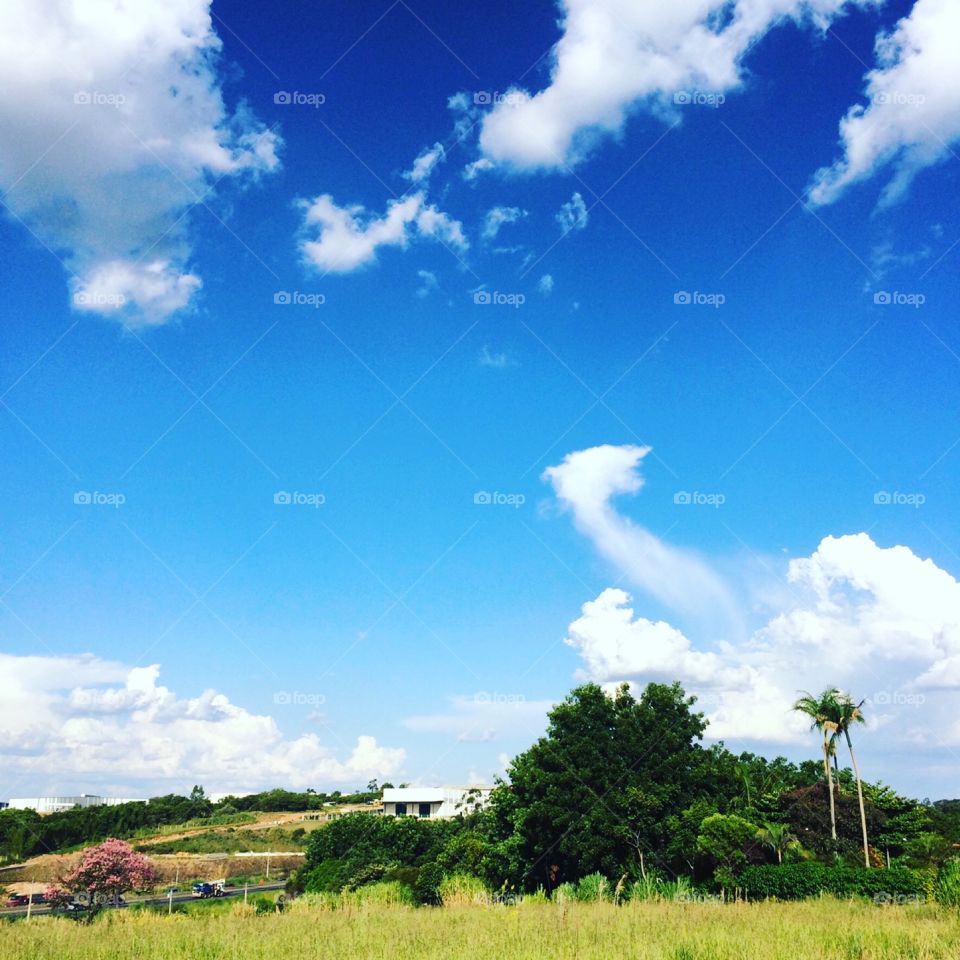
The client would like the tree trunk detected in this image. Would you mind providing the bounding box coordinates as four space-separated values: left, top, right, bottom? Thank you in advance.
823 738 837 840
846 731 870 868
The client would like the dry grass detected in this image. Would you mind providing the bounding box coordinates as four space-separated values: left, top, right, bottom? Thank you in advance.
3 897 959 960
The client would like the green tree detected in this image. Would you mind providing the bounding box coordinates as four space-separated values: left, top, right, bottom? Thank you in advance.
696 813 758 889
755 820 797 864
826 691 871 868
486 682 710 890
793 690 839 841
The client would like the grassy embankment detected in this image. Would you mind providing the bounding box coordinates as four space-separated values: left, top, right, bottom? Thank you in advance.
3 896 959 960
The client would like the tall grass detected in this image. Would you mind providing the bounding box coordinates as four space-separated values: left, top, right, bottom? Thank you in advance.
4 898 958 960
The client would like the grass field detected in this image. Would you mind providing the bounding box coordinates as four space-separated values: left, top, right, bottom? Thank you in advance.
3 898 959 960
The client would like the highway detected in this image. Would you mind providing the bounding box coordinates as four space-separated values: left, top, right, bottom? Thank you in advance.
0 881 286 920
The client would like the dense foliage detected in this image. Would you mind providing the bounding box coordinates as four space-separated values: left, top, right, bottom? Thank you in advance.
740 863 927 901
0 786 377 862
5 682 958 909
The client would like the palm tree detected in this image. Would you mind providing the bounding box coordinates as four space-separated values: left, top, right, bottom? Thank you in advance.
793 690 839 841
756 821 797 864
828 691 871 868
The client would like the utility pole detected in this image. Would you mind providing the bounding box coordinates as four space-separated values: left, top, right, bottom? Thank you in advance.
26 891 33 921
168 889 173 915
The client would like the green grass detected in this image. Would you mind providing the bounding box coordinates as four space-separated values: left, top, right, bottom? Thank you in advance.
3 897 959 959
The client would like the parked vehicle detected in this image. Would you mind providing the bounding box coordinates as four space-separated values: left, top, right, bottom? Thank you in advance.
63 902 88 913
6 894 29 908
191 880 225 899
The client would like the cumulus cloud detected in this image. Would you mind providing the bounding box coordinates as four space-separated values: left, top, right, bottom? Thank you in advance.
481 205 527 240
0 0 280 326
477 0 874 170
0 654 405 794
810 0 960 206
299 193 467 273
556 192 588 234
543 444 735 620
564 533 960 750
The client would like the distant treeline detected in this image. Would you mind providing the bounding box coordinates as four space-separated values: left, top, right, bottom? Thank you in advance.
0 787 377 862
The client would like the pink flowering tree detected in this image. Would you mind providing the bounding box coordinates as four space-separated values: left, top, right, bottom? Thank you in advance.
43 885 74 909
63 839 157 906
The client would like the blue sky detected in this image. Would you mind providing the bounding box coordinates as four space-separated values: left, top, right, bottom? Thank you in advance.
1 0 959 801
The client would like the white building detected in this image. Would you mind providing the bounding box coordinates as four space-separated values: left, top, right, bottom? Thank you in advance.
6 795 145 814
381 785 493 819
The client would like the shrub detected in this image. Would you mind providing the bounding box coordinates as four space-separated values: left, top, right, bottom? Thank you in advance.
741 863 926 901
438 873 488 906
575 872 610 902
413 862 444 906
936 858 960 907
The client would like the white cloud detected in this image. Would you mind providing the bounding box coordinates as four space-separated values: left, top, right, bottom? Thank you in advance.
810 0 960 206
299 192 467 273
556 192 588 234
404 694 554 743
477 0 873 170
0 654 405 795
404 142 446 183
542 444 735 620
479 345 517 369
538 274 555 295
481 205 527 240
416 269 438 298
564 533 960 750
0 0 280 326
463 157 496 181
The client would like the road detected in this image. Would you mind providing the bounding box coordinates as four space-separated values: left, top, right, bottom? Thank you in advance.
0 882 286 919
